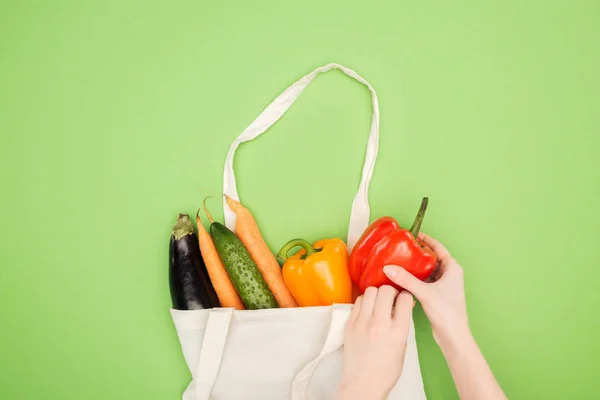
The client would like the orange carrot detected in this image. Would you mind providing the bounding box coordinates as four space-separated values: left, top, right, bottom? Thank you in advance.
225 195 298 308
196 209 245 310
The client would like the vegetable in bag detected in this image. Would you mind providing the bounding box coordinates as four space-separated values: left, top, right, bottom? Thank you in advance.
196 209 246 310
169 213 220 310
225 196 297 308
277 238 352 307
204 204 278 309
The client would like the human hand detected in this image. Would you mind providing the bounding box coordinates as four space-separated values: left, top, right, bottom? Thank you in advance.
337 286 415 400
383 233 468 345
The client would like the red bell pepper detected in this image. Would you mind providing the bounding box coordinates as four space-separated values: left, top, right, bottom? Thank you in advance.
349 197 437 293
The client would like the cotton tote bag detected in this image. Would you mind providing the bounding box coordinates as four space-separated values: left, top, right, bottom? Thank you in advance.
171 63 427 400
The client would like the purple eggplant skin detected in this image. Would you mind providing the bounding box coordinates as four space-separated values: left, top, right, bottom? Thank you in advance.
169 213 220 310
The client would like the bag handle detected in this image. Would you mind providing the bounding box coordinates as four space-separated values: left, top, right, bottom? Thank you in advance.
290 305 350 400
222 63 380 250
194 309 234 400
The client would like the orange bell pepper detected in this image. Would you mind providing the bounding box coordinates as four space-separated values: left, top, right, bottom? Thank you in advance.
276 238 352 307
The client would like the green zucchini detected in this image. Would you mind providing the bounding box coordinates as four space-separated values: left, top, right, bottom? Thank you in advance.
210 221 278 310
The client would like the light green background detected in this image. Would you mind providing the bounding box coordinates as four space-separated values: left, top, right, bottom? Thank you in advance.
1 0 599 399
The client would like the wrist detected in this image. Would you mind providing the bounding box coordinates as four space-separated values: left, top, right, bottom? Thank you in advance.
433 322 474 353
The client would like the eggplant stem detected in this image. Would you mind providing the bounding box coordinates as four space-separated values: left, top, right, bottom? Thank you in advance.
203 196 215 224
172 213 194 240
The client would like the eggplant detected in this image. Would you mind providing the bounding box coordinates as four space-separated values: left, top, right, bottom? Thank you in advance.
169 213 220 310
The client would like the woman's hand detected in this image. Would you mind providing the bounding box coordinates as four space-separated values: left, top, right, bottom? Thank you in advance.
384 233 507 400
337 286 415 400
383 232 469 345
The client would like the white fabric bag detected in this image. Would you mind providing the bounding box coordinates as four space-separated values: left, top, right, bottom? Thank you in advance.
171 63 427 400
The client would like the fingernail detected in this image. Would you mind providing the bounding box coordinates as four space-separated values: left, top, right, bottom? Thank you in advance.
383 265 397 279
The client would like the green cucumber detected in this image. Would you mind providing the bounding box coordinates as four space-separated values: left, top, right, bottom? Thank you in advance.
210 221 278 310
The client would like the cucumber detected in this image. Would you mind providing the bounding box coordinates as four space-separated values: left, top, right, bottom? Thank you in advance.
210 222 278 309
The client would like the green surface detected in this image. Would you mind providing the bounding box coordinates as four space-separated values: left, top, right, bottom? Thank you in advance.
1 0 599 398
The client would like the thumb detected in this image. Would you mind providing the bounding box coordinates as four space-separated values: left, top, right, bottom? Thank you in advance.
384 265 428 300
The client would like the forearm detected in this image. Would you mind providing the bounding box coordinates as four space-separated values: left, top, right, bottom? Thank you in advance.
336 378 389 400
437 327 507 400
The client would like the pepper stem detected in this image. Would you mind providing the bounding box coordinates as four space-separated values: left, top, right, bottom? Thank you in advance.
409 197 429 238
276 239 316 264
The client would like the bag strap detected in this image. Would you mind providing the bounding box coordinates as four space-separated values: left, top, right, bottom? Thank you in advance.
290 305 350 400
194 308 234 400
222 63 381 250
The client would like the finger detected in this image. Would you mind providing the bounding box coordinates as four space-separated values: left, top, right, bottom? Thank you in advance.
418 232 451 260
357 286 378 322
393 291 414 326
348 296 362 326
383 265 428 300
425 261 445 283
374 285 399 319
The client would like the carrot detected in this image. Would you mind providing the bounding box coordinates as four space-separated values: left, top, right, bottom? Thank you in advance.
196 208 245 310
225 195 298 308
